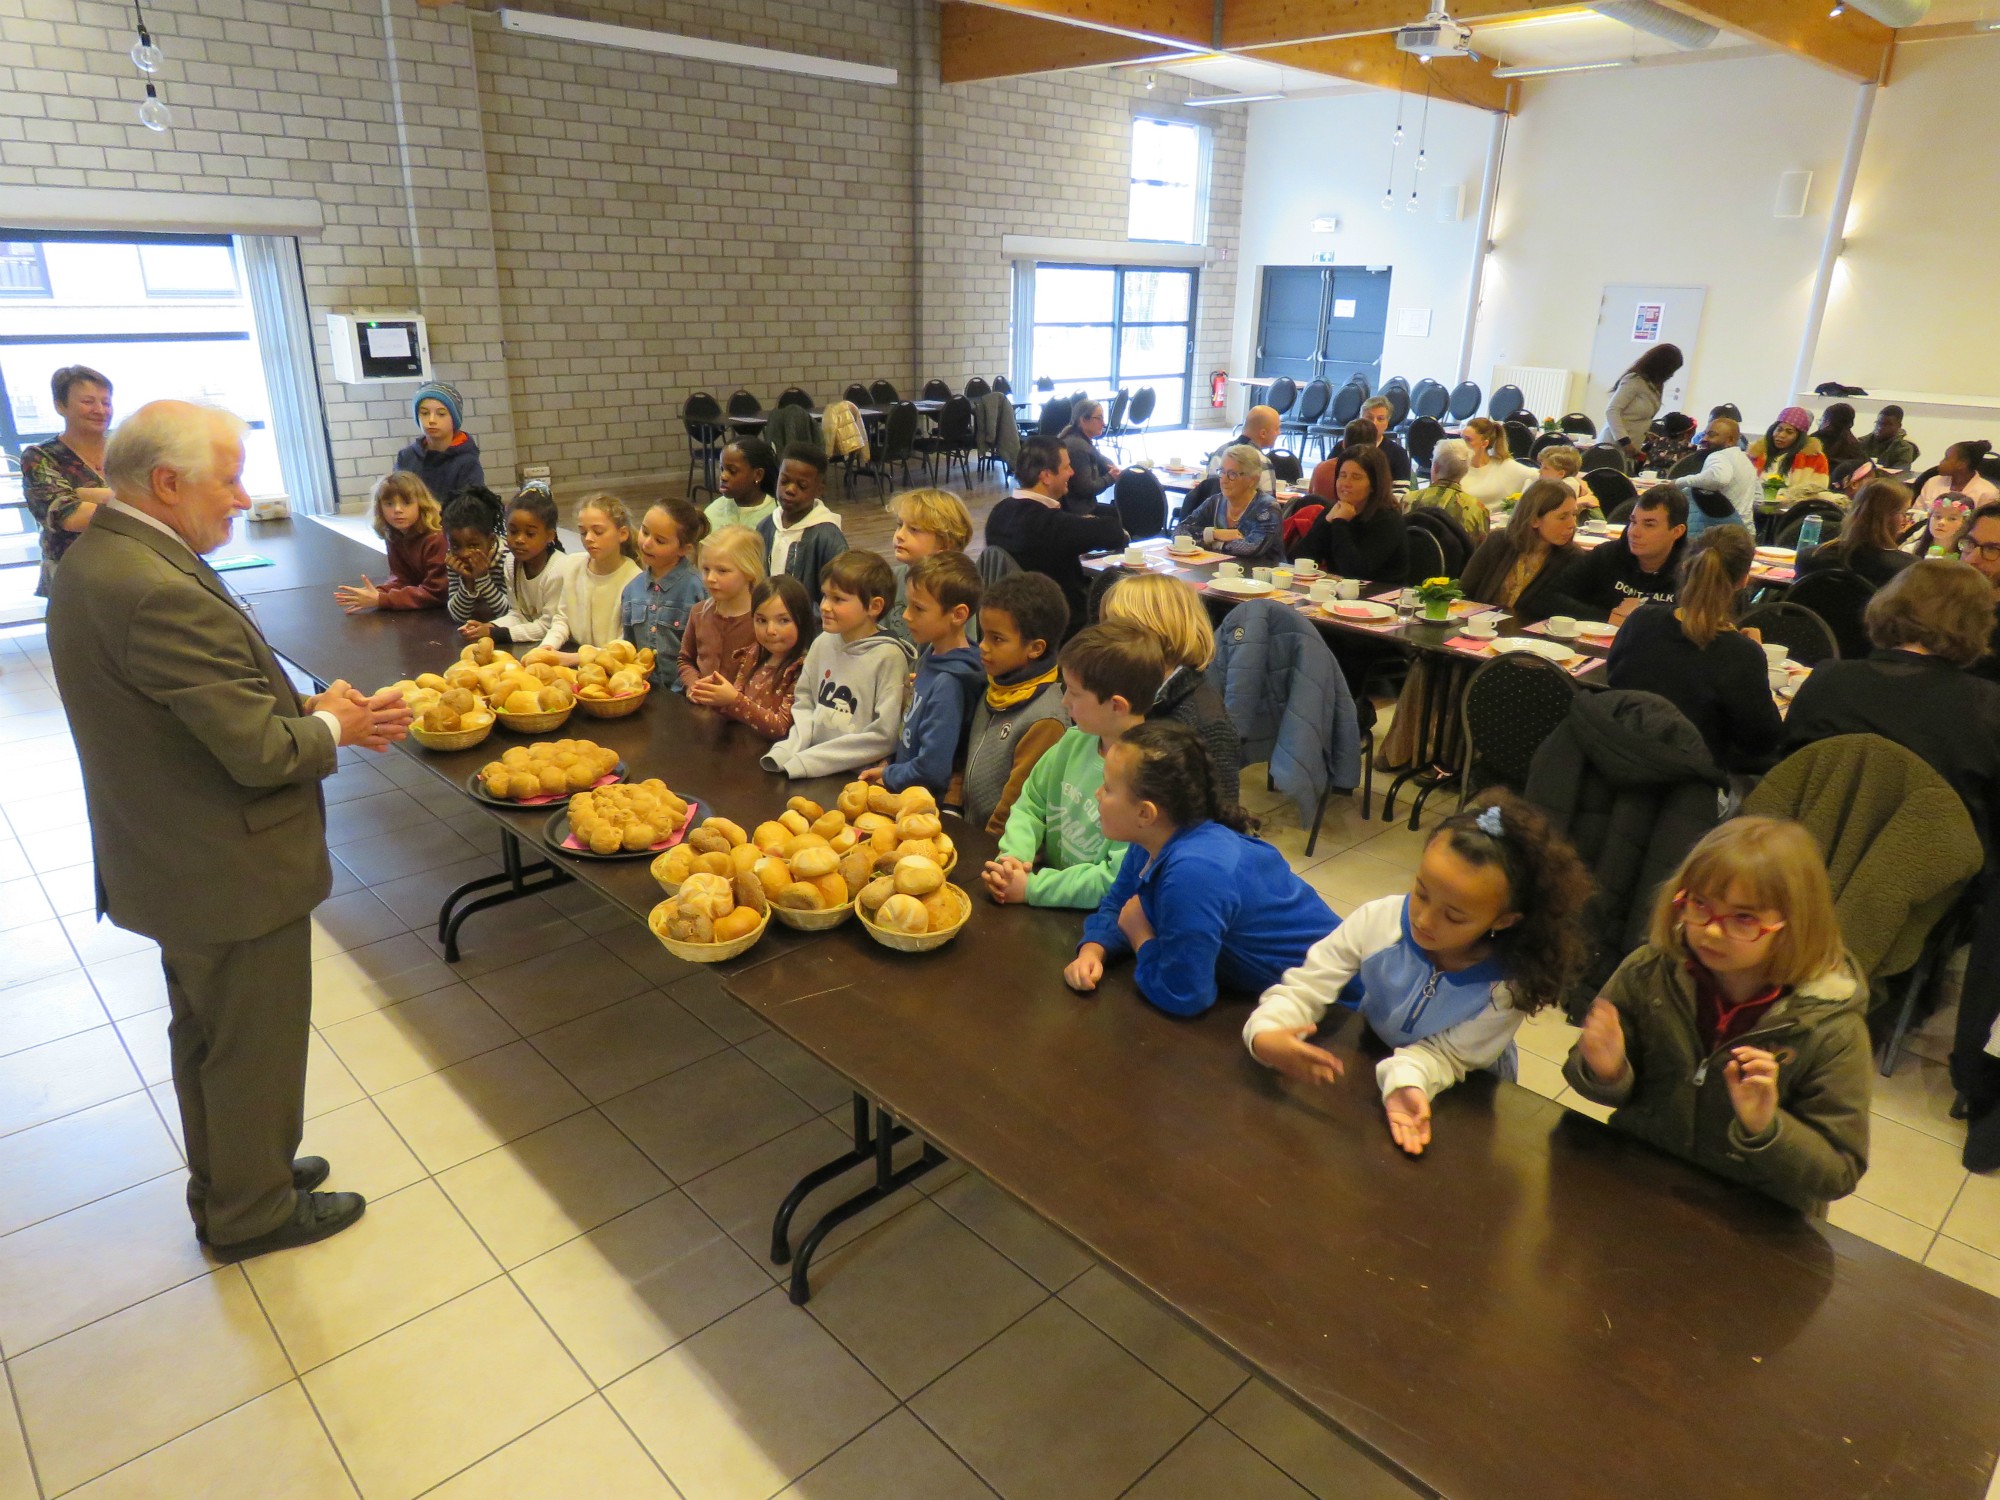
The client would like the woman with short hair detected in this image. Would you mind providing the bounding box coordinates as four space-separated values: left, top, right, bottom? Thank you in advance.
1059 398 1121 512
1175 444 1282 565
1405 438 1488 543
21 364 113 597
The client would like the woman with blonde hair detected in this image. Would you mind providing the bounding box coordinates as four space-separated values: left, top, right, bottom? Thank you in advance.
1459 416 1536 509
1099 572 1241 807
1606 525 1780 773
1564 815 1870 1213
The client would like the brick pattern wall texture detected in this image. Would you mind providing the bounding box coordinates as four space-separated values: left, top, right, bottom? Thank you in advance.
0 0 1244 508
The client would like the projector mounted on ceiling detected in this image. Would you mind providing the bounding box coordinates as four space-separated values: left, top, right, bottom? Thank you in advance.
1395 2 1475 60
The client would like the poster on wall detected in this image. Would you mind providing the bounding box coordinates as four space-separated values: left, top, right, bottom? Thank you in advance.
1632 302 1663 343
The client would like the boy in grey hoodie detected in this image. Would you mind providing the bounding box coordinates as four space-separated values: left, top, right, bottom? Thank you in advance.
762 549 914 779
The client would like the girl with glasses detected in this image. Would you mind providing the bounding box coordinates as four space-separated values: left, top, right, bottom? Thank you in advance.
1562 817 1871 1213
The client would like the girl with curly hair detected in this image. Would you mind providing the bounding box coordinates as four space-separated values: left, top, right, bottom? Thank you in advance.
1243 790 1595 1158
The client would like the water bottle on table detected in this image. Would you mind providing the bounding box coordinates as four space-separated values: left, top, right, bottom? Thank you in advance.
1796 514 1822 553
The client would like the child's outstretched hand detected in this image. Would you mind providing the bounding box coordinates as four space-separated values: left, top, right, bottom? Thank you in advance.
1725 1047 1780 1137
1249 1027 1343 1086
1578 997 1627 1083
1384 1086 1432 1156
460 620 493 640
334 577 382 613
857 762 889 785
1064 943 1106 994
980 855 1030 905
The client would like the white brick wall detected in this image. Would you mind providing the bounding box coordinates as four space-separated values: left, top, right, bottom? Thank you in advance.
0 0 1244 507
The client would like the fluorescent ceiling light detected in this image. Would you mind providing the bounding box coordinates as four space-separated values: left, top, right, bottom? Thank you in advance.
495 7 898 86
1489 58 1632 76
1186 92 1284 105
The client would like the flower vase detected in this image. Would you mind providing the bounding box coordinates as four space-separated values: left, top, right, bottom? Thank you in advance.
1422 600 1451 622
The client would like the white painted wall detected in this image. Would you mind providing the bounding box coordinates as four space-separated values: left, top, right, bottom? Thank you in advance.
1230 89 1495 422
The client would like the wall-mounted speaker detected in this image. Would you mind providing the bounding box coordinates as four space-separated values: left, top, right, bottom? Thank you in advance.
1774 170 1813 219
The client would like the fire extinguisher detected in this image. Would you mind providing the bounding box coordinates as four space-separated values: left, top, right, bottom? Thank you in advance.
1210 371 1227 408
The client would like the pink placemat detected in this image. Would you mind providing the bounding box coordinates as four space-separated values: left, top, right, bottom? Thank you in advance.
561 798 699 854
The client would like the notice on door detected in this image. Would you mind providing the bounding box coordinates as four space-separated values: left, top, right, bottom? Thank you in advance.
1632 302 1663 343
1333 298 1357 319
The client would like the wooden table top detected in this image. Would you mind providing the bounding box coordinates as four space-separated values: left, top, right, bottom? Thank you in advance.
212 515 383 597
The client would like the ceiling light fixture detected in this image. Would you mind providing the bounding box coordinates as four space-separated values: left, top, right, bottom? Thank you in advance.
494 8 899 86
1145 71 1157 89
1829 2 1846 15
1186 92 1283 106
1489 58 1632 77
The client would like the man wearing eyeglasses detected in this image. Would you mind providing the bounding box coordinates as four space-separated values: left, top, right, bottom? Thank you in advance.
1964 501 2000 686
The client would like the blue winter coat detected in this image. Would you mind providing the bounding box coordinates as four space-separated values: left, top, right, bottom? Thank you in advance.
1207 600 1362 826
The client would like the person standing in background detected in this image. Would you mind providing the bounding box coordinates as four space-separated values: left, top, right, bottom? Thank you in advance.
1602 344 1683 465
21 364 113 597
393 380 484 500
47 400 412 1261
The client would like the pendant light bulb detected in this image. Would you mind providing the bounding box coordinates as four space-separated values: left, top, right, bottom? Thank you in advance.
138 81 170 131
1406 188 1419 212
1393 124 1404 144
1415 148 1428 172
1381 188 1394 210
130 29 163 71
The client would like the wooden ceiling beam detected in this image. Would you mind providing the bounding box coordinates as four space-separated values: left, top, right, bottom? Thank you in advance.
1246 32 1515 112
1661 0 1893 81
1220 0 1547 52
941 5 1198 83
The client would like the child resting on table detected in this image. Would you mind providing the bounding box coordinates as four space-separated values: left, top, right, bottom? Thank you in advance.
334 471 446 613
624 496 710 689
547 493 641 650
1244 790 1593 1158
983 620 1163 911
1066 721 1335 1018
761 549 913 779
1562 816 1871 1213
690 574 819 739
461 483 576 647
677 524 766 693
439 487 509 626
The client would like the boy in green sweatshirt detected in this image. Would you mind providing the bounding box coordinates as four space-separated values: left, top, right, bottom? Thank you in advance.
980 621 1165 910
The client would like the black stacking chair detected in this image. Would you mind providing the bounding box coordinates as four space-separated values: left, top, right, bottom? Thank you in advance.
1448 381 1482 424
921 378 951 401
1782 567 1877 661
1460 654 1579 806
1737 600 1840 667
777 386 814 410
870 379 901 406
681 390 726 499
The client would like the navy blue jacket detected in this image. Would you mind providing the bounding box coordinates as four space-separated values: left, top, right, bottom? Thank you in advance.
394 433 484 503
883 643 985 795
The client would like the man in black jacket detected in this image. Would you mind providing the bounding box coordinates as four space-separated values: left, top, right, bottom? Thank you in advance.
1552 485 1688 622
985 435 1127 636
1965 502 2000 685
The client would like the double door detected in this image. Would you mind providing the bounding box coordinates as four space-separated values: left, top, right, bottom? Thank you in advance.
1253 266 1392 392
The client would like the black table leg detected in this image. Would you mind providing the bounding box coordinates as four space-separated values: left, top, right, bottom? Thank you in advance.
435 828 572 962
771 1090 943 1305
1381 647 1467 829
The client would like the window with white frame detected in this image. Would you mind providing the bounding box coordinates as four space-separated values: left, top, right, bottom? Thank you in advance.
1127 118 1205 244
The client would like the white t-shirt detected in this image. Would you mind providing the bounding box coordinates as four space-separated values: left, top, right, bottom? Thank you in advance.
1461 458 1537 507
555 556 640 649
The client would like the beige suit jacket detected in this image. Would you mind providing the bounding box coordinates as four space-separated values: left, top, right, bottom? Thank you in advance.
46 506 337 945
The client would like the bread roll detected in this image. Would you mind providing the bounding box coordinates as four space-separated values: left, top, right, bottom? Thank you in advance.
712 907 762 943
867 786 904 818
895 837 940 868
504 689 543 715
876 894 930 934
537 766 568 797
897 811 943 841
810 810 848 841
829 828 859 854
837 782 871 819
653 846 696 887
894 855 945 896
694 850 734 878
732 871 769 915
809 872 849 908
687 828 731 856
752 856 793 899
667 910 714 944
779 809 811 837
621 822 658 852
787 796 825 821
587 824 622 855
730 843 762 877
752 820 792 856
921 887 960 931
705 817 748 847
773 883 825 911
900 785 938 814
789 844 839 880
678 873 734 920
837 848 874 900
781 833 831 862
858 875 896 912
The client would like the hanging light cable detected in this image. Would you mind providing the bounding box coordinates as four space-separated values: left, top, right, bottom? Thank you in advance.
1383 70 1408 209
130 0 170 130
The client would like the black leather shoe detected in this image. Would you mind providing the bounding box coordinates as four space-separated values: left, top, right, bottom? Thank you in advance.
208 1191 366 1263
292 1157 330 1192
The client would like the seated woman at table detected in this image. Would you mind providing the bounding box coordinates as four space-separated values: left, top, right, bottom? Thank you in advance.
1458 479 1584 621
1175 445 1282 566
1293 446 1407 584
1794 478 1915 587
1099 572 1243 811
1064 722 1335 1018
1784 560 2000 855
1605 525 1781 775
1563 817 1870 1214
1246 791 1593 1158
1060 399 1121 513
1748 406 1830 486
1458 418 1536 510
1405 438 1490 544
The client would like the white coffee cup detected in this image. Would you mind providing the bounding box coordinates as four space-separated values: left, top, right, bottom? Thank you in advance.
1272 567 1293 590
1763 642 1790 667
1169 533 1197 553
1124 544 1145 567
1546 616 1580 638
1466 617 1498 639
1769 667 1789 692
1335 579 1362 600
1252 567 1274 582
1309 578 1336 601
1293 557 1320 577
1217 561 1244 578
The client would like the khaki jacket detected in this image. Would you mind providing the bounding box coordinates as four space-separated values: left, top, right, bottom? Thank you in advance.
46 506 336 945
1563 944 1872 1214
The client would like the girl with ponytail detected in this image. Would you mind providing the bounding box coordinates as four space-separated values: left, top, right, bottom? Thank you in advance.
1606 524 1782 772
1066 722 1336 1018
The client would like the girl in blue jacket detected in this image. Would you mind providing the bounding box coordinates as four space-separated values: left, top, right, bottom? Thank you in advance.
1243 790 1593 1157
1066 721 1336 1017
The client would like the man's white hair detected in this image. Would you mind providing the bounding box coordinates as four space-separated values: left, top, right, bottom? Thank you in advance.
1429 438 1471 485
104 401 247 499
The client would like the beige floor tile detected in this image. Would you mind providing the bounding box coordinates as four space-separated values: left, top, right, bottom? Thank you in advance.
366 855 509 930
1556 1087 1615 1124
1060 1265 1247 1411
1852 1114 1969 1229
311 932 462 1027
1514 1005 1582 1065
0 1171 214 1354
374 1040 588 1172
0 1364 35 1500
245 1179 501 1370
305 1278 592 1500
738 1031 854 1113
0 1092 181 1239
11 1269 291 1494
589 922 694 992
304 1033 367 1121
775 1409 993 1500
1825 1195 1936 1261
1126 1421 1315 1500
1872 1051 1968 1148
1258 805 1373 872
468 939 653 1036
912 1299 1201 1500
1927 1236 2000 1299
310 891 409 963
424 1396 674 1500
85 950 169 1020
0 969 107 1058
806 1198 1045 1398
0 918 82 993
37 862 99 918
419 903 590 983
327 822 485 888
526 992 727 1103
1513 1048 1567 1101
299 1099 428 1202
112 1012 172 1087
325 789 436 848
682 1116 925 1275
60 912 156 968
322 757 398 806
1300 850 1415 911
321 983 518 1094
608 1286 895 1500
602 1048 816 1183
1942 1170 2000 1259
438 1110 671 1268
932 1172 1095 1291
65 1382 356 1499
0 787 86 836
665 969 770 1044
1216 1380 1421 1500
0 876 52 934
514 1191 770 1386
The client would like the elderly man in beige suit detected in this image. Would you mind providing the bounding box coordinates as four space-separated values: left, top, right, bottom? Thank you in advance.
47 401 410 1261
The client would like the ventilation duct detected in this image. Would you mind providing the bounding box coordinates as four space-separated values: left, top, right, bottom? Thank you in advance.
1590 0 1718 49
1841 0 1929 26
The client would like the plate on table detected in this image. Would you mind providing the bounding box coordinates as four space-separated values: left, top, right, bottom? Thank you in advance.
1205 577 1276 598
542 800 699 860
467 762 626 808
1325 600 1395 622
1575 621 1618 641
1755 546 1796 562
1490 636 1580 665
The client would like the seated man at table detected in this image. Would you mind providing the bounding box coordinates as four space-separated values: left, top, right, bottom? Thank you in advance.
984 435 1126 636
1201 405 1279 496
1360 396 1413 483
1963 501 2000 685
1551 484 1688 624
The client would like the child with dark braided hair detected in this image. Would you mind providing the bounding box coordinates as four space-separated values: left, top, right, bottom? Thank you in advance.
1245 790 1594 1157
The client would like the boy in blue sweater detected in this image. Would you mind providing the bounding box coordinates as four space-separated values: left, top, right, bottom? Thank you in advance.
864 552 984 797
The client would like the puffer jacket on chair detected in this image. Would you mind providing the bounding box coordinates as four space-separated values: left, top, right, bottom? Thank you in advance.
1207 600 1362 826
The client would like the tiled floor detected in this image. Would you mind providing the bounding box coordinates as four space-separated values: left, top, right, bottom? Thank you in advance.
1 616 1996 1500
